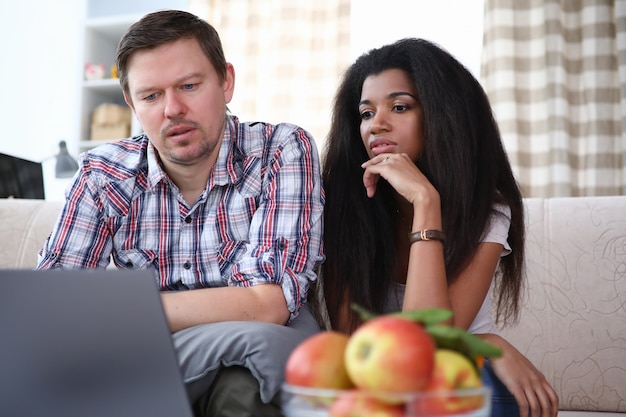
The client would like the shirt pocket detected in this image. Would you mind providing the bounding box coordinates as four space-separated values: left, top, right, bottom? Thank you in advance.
216 240 248 268
113 249 159 273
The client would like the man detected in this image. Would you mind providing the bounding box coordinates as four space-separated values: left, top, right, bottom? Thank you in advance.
37 10 324 417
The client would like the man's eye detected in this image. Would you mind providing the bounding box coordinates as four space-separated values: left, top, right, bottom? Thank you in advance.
144 93 158 101
183 84 195 90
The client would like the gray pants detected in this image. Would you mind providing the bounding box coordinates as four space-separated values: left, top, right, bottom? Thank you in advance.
192 366 283 417
173 305 320 415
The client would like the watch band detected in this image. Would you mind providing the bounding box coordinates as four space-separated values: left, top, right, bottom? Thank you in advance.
408 229 446 243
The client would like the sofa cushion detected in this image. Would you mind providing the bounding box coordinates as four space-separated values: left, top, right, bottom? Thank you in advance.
501 196 626 413
0 198 63 269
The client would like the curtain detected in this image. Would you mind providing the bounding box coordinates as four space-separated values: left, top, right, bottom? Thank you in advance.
188 0 351 153
481 0 626 197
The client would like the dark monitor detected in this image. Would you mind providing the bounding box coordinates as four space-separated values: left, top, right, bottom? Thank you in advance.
0 153 45 199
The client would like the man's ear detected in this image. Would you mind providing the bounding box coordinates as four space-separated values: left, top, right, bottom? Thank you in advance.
123 92 135 111
223 63 235 104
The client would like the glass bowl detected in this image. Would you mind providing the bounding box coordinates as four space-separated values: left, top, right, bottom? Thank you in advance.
281 383 492 417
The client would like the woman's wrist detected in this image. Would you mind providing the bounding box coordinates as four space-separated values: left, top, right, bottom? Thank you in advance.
408 229 445 244
476 333 507 349
410 189 441 227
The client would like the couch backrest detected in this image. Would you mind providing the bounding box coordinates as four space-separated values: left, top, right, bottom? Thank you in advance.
2 197 625 411
0 198 63 269
501 196 626 413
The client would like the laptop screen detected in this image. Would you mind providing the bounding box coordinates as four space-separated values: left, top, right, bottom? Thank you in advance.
0 153 45 199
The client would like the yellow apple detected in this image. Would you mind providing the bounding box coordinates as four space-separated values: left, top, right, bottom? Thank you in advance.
285 331 354 389
344 316 436 394
412 349 484 415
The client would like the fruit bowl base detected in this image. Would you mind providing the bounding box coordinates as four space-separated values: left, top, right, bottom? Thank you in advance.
281 384 492 417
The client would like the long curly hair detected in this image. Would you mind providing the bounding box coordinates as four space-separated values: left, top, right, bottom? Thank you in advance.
320 38 525 333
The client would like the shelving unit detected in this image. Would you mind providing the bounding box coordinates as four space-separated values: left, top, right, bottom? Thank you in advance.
78 14 142 153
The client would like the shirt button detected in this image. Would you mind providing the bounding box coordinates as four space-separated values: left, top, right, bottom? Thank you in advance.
49 253 57 259
278 241 286 250
183 261 191 269
184 215 192 223
125 261 134 268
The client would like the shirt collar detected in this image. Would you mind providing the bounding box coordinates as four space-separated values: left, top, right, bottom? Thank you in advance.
146 140 168 189
210 115 247 189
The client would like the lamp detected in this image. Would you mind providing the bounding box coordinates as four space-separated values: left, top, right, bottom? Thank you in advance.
54 140 79 179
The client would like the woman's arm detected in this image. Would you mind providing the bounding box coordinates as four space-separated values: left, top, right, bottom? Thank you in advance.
446 242 503 329
403 241 501 329
362 153 451 314
362 154 499 327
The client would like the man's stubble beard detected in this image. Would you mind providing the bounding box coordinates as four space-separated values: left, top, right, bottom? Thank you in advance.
162 122 222 167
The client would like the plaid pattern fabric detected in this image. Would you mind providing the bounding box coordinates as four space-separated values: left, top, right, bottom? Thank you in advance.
36 116 325 318
481 0 626 197
189 0 352 154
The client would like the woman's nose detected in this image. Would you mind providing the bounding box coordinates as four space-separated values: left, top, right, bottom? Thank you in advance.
370 111 390 133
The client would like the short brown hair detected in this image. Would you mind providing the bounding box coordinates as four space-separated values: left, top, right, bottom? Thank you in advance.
116 10 227 98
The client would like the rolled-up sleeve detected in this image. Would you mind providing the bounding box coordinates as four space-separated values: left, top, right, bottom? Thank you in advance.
228 125 325 319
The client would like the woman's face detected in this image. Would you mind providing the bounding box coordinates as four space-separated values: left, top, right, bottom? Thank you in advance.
359 68 424 162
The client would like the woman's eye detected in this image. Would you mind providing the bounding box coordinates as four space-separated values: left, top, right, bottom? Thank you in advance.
393 104 408 112
360 110 374 120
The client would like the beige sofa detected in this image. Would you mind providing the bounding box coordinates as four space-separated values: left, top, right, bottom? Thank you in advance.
1 196 625 416
500 196 626 416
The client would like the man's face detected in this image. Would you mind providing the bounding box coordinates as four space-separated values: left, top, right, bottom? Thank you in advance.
124 37 234 171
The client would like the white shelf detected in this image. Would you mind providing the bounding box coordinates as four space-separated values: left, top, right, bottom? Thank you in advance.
77 15 141 153
83 78 121 90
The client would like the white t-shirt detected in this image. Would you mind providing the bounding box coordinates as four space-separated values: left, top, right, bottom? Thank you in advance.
384 204 512 334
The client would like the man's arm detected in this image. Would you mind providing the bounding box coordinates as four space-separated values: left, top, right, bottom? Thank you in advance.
160 284 290 332
36 158 112 269
162 124 324 332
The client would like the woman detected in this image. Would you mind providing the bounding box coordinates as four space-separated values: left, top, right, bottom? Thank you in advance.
318 38 558 417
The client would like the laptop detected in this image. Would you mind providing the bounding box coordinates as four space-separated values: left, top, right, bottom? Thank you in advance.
0 269 195 417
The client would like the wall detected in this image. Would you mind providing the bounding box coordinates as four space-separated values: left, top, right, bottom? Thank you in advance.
0 0 484 201
0 0 85 200
0 0 185 201
87 0 186 18
351 0 485 79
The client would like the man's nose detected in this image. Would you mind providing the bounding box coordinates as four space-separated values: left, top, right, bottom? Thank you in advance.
164 92 186 118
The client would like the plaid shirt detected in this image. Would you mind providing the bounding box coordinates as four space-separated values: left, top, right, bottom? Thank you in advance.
37 115 325 317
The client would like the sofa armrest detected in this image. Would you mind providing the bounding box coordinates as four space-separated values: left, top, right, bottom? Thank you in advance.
0 198 63 269
501 196 626 413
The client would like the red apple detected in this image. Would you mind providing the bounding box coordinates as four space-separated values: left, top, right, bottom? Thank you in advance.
411 349 484 415
329 390 406 417
285 331 354 389
344 316 436 394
